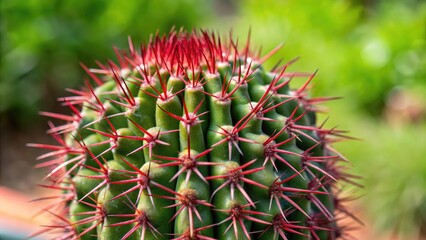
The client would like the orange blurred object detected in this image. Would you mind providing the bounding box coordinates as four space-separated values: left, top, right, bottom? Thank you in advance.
0 186 50 239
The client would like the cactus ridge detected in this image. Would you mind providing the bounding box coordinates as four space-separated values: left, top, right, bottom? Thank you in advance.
30 29 359 240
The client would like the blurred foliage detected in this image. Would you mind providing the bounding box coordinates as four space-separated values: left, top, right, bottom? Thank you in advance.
232 0 426 237
0 0 213 128
233 0 426 117
329 102 426 237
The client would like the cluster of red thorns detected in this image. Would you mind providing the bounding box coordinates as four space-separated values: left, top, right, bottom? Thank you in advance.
29 29 361 240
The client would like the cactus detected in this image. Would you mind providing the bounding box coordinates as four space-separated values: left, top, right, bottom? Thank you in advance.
30 29 359 240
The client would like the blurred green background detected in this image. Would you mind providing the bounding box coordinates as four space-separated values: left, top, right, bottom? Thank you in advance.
1 0 425 239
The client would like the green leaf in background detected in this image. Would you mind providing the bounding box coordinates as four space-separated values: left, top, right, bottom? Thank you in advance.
233 0 426 116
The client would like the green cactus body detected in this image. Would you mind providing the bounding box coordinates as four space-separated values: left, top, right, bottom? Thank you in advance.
31 30 358 240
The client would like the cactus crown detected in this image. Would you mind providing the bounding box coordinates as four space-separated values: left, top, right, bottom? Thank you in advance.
31 29 359 240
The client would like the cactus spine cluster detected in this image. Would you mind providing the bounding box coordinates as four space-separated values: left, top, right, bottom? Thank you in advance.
31 30 358 240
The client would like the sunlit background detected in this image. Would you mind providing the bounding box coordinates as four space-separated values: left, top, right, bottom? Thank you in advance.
1 0 425 239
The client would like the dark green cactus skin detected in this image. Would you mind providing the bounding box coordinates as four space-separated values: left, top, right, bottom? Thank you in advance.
31 30 358 240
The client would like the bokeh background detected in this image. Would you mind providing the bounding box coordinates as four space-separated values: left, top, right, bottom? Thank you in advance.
1 0 425 239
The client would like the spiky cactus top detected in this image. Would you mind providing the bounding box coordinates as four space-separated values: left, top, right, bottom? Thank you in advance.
31 30 359 240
